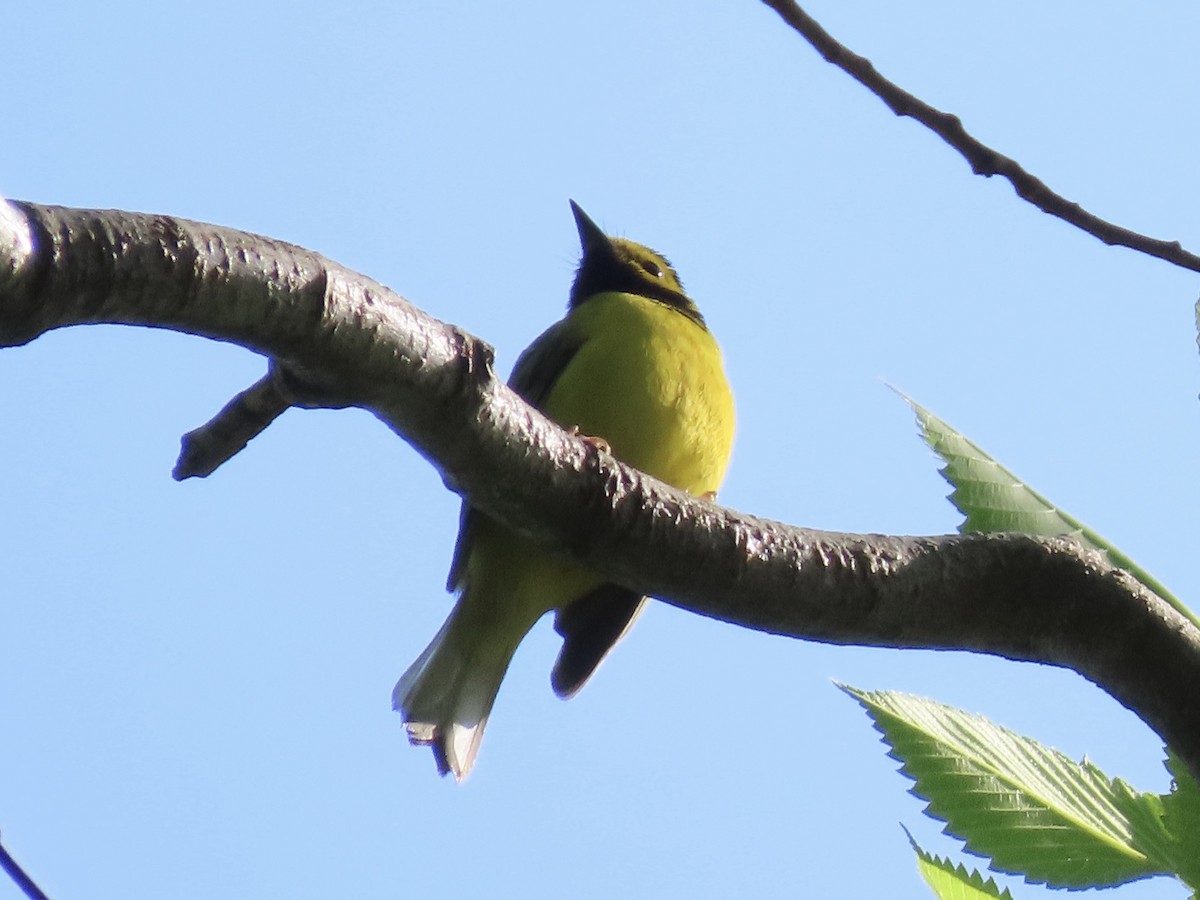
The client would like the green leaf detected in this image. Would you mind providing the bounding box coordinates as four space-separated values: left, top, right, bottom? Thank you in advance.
843 685 1173 888
1162 749 1200 887
906 828 1013 899
905 395 1199 630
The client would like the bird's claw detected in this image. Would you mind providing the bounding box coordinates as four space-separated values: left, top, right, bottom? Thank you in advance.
570 426 611 455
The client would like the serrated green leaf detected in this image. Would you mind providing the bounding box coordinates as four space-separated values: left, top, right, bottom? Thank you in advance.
843 684 1173 889
906 828 1014 899
1109 778 1179 879
904 395 1198 630
1162 750 1200 887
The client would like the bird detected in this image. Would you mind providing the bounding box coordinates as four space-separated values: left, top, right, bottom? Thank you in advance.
393 201 736 780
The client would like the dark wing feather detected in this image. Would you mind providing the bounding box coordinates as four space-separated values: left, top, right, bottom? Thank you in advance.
448 315 646 697
551 585 646 698
507 318 585 408
447 318 585 591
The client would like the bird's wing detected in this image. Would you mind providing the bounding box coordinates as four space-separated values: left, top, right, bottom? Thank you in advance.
513 319 648 696
551 584 645 698
447 315 646 698
446 318 584 591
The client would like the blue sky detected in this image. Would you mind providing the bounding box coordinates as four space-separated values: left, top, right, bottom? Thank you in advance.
2 3 1198 897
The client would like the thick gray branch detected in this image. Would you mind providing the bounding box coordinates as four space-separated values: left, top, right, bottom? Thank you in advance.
3 201 1199 779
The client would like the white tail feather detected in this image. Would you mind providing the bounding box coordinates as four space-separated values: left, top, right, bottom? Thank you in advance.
393 596 523 781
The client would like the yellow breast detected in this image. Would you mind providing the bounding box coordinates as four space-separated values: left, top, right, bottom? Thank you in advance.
541 292 735 497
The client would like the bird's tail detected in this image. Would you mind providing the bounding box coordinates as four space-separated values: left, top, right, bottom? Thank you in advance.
393 590 531 781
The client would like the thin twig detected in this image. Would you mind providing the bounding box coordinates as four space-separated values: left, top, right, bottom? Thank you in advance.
0 834 50 900
759 0 1200 274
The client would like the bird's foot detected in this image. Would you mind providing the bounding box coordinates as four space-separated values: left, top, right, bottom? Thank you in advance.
570 426 611 455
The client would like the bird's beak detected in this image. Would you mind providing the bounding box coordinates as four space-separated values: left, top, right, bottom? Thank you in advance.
569 200 611 257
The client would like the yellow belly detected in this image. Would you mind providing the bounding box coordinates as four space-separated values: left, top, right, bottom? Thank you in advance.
461 291 735 618
395 234 739 779
542 291 735 496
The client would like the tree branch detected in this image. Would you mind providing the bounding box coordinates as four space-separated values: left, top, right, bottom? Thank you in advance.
758 0 1200 274
173 366 290 479
0 832 49 900
3 200 1199 780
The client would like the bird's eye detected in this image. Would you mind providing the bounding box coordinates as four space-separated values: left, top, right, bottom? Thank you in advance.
639 259 664 279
